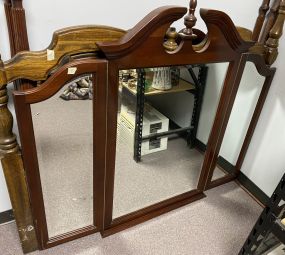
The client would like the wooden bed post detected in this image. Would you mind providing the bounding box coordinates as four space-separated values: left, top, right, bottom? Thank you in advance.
252 0 271 41
259 0 281 43
4 0 29 54
265 0 285 65
0 55 38 252
4 0 34 90
4 0 16 56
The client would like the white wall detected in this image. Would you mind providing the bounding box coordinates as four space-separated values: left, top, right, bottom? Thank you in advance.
0 0 284 212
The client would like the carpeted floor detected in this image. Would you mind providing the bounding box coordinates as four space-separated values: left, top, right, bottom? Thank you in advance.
114 136 225 218
0 182 262 255
30 88 226 237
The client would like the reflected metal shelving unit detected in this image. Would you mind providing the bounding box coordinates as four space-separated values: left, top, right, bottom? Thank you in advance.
121 65 208 162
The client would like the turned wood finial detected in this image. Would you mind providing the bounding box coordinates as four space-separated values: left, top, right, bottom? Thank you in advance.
163 27 179 51
260 0 281 43
180 0 198 40
265 0 285 65
252 0 271 41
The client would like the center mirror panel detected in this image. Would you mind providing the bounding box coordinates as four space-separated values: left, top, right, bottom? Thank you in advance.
113 63 229 219
31 75 94 238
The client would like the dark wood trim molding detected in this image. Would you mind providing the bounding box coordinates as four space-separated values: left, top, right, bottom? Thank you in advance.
98 4 253 235
102 192 206 237
13 58 107 249
236 54 276 171
1 1 280 252
205 53 276 190
195 139 270 206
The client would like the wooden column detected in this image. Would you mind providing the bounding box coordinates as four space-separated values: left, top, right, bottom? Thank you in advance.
259 0 281 43
265 0 285 65
4 0 16 56
10 0 30 52
4 0 34 90
252 0 271 41
0 55 38 252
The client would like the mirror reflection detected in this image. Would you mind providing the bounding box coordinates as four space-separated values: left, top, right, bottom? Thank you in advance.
113 63 229 219
31 75 94 237
212 62 266 182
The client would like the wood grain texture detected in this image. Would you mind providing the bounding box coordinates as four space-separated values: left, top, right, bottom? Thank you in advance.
0 26 125 85
99 6 254 234
98 6 187 59
4 0 16 56
265 0 285 65
10 0 29 52
252 0 271 41
98 8 254 60
0 59 18 155
260 0 281 43
200 9 255 53
13 58 108 249
1 153 38 254
237 27 254 42
5 0 35 91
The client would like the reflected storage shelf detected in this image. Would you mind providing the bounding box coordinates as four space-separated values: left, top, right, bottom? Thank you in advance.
121 78 196 96
120 65 208 162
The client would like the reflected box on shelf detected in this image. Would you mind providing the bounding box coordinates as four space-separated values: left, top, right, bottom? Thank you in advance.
118 102 169 156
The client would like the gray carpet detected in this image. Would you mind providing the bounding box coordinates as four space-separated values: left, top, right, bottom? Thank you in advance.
0 182 262 255
29 87 226 237
114 136 225 218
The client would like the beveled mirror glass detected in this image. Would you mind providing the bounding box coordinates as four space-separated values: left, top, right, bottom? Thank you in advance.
113 63 229 219
31 75 94 238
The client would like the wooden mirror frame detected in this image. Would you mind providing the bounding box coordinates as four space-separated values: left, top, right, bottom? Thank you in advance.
13 58 107 249
0 25 124 253
0 0 284 252
96 5 254 235
206 53 276 190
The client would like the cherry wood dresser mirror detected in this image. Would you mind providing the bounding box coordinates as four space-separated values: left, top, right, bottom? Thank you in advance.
96 3 255 235
0 0 284 252
13 58 107 248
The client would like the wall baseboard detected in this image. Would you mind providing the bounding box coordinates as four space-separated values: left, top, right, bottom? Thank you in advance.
236 172 269 206
194 139 269 206
0 209 14 225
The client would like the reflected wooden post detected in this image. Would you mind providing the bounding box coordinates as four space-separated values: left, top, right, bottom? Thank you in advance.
259 0 281 43
252 0 271 41
0 57 38 253
265 0 285 65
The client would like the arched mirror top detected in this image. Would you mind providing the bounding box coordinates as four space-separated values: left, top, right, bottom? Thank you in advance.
97 6 255 64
